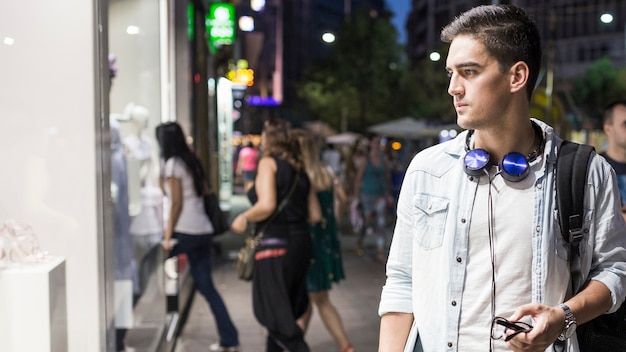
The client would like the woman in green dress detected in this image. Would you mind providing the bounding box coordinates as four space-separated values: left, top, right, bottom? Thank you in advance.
293 129 354 352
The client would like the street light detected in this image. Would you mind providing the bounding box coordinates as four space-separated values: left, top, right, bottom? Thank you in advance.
600 13 613 24
322 32 336 43
543 6 623 133
599 12 626 64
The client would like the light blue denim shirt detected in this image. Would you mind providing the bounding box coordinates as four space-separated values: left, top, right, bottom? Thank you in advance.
379 119 626 352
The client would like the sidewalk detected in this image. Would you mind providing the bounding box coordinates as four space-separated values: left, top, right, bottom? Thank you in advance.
174 194 388 352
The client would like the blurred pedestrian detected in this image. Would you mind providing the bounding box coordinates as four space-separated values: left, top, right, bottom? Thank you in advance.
155 122 239 352
339 140 364 234
601 99 626 221
231 119 322 352
292 129 354 352
322 142 342 176
236 140 260 191
353 134 391 262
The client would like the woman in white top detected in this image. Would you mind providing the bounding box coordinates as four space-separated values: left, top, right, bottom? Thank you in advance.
156 122 239 352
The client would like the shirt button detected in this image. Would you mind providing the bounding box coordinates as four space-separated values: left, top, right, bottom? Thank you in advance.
535 268 541 275
451 301 457 306
461 218 466 224
456 257 462 263
448 342 453 347
536 226 541 232
536 183 542 189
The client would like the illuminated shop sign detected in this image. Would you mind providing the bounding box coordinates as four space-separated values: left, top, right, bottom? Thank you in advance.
246 96 280 107
227 59 254 86
206 3 235 53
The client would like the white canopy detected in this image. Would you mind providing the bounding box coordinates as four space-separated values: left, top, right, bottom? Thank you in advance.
326 132 361 145
368 117 459 139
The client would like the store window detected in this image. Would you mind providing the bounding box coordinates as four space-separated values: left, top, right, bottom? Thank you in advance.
108 0 167 350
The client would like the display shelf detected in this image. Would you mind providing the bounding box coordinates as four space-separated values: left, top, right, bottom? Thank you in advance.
0 256 67 352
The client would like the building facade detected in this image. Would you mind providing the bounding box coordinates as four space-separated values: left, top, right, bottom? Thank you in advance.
406 0 626 126
234 0 388 133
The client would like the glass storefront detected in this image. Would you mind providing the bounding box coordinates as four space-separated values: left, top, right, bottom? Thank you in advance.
108 0 168 350
1 0 206 349
106 0 203 350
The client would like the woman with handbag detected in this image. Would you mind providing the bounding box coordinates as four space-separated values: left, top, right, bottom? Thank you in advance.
231 119 321 352
156 122 239 352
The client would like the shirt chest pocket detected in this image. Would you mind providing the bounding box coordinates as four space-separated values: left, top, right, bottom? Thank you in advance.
413 194 449 250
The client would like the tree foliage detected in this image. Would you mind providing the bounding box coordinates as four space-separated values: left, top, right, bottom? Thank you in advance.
297 9 455 133
297 8 402 133
571 57 626 124
402 46 456 123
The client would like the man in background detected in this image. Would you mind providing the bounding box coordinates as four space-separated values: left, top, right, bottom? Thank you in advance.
601 99 626 220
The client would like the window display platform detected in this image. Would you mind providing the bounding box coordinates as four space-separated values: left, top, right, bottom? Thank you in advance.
0 256 67 352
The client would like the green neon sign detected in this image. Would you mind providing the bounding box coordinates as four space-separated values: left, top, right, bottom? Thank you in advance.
187 3 194 41
206 3 235 54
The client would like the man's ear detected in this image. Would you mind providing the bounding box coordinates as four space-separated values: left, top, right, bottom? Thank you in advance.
509 61 529 94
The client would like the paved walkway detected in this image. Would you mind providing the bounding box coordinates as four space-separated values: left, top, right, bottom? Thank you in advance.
174 194 388 352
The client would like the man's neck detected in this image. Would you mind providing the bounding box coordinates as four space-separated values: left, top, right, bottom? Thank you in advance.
473 121 537 162
605 146 626 164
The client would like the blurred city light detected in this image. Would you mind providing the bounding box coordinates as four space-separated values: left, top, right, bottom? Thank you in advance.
239 16 254 32
247 96 280 106
251 0 265 12
439 129 458 143
429 51 441 62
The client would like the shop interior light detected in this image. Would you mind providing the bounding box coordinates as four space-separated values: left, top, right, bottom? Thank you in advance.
126 26 140 35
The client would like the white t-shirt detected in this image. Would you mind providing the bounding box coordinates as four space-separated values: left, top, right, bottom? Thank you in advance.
163 156 214 235
458 161 539 351
322 149 342 175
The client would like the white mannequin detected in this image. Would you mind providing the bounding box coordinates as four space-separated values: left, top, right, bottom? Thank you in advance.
116 103 163 295
122 104 153 216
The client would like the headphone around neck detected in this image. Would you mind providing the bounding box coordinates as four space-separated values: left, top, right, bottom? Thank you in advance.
463 122 544 182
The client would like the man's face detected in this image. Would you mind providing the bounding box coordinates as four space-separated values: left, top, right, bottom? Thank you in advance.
605 104 626 150
445 35 512 130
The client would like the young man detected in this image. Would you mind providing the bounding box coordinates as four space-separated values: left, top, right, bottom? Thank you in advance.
601 100 626 221
378 5 626 352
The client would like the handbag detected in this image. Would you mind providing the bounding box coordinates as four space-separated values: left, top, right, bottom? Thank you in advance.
203 192 229 236
236 226 259 281
236 172 300 281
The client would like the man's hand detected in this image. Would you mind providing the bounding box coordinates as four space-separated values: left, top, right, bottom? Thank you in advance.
505 303 565 352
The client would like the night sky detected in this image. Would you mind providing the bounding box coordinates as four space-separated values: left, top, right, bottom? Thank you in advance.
387 0 410 43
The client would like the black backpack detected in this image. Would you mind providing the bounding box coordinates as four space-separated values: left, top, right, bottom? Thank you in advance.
556 140 626 351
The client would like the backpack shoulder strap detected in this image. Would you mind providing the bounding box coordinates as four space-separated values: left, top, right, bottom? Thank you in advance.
557 140 594 293
556 140 594 246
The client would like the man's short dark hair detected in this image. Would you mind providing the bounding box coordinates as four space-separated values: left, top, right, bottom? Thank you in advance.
603 99 626 124
441 4 542 101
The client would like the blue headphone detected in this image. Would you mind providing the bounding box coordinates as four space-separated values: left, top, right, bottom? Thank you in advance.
463 123 544 182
